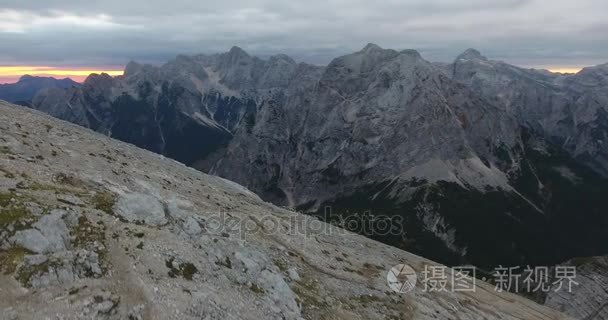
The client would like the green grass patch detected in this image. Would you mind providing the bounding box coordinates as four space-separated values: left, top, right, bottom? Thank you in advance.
291 276 329 311
350 294 383 305
92 191 116 215
0 247 32 274
0 146 14 155
273 258 289 272
29 182 84 195
0 191 16 207
53 173 87 189
0 192 32 229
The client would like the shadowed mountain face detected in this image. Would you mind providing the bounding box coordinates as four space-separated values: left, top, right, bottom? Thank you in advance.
0 75 80 104
29 45 608 269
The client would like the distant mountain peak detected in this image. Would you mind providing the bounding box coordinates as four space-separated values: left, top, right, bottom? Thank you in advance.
18 74 36 81
0 74 79 103
268 54 296 64
83 72 115 89
362 43 382 50
124 61 143 77
228 45 250 57
400 49 422 59
457 48 488 61
18 74 76 83
361 43 383 53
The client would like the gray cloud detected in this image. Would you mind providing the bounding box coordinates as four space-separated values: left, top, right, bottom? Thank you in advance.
0 0 606 68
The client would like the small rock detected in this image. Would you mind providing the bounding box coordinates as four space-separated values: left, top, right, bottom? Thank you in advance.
96 301 116 314
75 249 102 277
56 265 76 284
24 202 43 217
234 249 266 275
61 210 82 228
182 217 202 236
287 268 300 282
128 305 145 320
3 307 17 320
56 194 85 206
24 254 48 266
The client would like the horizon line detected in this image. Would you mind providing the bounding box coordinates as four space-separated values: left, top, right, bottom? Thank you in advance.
0 59 590 84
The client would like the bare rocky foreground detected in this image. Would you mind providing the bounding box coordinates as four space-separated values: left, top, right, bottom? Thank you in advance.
0 101 569 319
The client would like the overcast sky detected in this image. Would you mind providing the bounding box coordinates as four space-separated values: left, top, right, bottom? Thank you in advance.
0 0 607 70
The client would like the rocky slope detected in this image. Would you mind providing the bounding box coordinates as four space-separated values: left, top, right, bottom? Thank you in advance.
0 75 79 104
27 45 608 271
545 256 608 320
0 100 573 319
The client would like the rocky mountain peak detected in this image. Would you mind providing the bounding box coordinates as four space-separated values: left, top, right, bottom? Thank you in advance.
457 48 488 61
83 72 115 89
175 54 196 63
162 54 210 81
0 75 80 104
228 45 250 58
576 63 608 79
124 61 143 77
268 53 296 65
17 74 76 85
399 49 423 59
18 74 36 81
361 42 383 53
323 44 400 80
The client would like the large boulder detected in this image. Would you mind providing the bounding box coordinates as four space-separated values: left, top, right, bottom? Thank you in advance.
113 193 167 226
11 229 51 254
33 211 70 252
10 211 70 254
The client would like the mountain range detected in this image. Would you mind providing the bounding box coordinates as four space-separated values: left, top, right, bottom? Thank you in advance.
9 44 608 270
0 75 80 104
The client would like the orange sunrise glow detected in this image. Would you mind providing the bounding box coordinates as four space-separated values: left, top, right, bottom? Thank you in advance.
546 67 583 74
0 66 124 84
